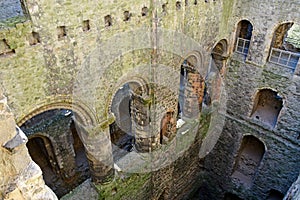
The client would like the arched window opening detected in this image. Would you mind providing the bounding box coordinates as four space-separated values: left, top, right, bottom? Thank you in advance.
21 109 90 198
110 83 137 159
206 40 228 103
178 56 205 122
267 189 284 200
160 111 176 144
269 23 300 71
211 39 228 74
250 89 283 128
232 135 265 187
235 20 253 57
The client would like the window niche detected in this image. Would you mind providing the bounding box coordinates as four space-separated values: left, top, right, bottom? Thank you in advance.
235 20 253 57
123 11 131 21
29 32 40 45
176 1 182 10
141 6 148 16
82 20 90 32
104 15 112 27
232 135 265 187
250 89 283 128
57 26 67 40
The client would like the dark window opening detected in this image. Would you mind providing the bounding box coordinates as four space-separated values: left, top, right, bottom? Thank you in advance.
162 3 167 13
82 20 90 32
105 15 112 27
250 89 283 128
141 6 148 16
185 0 189 6
176 1 182 10
123 11 131 21
29 32 40 45
57 26 67 40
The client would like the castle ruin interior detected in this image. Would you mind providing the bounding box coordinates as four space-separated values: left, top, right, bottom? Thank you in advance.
0 0 299 199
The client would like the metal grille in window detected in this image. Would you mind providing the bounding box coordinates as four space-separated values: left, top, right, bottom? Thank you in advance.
235 37 250 55
269 48 300 70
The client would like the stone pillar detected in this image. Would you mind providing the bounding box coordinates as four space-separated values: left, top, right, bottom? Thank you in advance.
76 122 114 183
131 93 159 152
44 117 77 180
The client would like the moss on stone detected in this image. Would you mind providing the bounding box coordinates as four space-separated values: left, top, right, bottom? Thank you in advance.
95 173 151 200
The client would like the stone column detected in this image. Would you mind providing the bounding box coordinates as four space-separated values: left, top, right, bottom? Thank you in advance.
131 93 159 152
76 122 114 183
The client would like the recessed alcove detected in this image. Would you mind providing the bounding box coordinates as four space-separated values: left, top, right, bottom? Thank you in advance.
250 89 283 128
232 135 265 187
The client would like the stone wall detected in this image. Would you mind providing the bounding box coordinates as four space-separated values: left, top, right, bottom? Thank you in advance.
0 90 57 199
0 0 299 199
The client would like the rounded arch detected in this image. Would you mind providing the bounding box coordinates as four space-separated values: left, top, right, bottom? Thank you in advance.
178 51 206 77
235 19 254 31
17 97 97 127
212 39 228 56
242 133 268 152
106 76 150 116
270 22 294 48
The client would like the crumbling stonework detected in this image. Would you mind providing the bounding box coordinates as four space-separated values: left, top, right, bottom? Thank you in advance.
0 90 57 200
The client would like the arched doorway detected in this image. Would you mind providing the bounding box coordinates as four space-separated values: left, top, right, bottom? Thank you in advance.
21 109 90 197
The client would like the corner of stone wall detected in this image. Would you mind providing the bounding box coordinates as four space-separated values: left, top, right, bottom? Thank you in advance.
0 91 58 200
